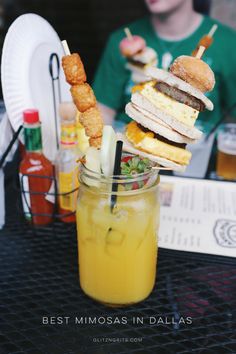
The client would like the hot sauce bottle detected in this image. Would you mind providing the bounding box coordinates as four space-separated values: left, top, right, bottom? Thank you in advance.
19 109 54 225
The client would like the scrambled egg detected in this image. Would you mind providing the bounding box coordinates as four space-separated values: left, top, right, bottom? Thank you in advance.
143 59 158 69
140 84 198 127
131 80 156 93
126 121 191 165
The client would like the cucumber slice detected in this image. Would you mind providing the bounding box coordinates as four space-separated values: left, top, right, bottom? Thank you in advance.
84 147 101 187
100 126 117 177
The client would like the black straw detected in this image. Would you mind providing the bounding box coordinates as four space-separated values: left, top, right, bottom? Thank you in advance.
110 140 123 212
0 125 23 169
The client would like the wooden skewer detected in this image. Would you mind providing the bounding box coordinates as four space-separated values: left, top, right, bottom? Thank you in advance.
124 27 133 40
195 45 205 59
61 39 71 55
152 166 173 171
208 24 218 38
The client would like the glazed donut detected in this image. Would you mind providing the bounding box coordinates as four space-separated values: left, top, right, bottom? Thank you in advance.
119 35 146 57
170 55 215 92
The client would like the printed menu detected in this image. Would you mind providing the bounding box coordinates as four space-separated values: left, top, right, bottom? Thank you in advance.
159 176 236 257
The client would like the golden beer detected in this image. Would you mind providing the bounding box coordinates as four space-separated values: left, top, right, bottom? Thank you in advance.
216 124 236 180
217 149 236 180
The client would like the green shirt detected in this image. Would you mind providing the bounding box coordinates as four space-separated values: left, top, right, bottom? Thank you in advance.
93 16 236 133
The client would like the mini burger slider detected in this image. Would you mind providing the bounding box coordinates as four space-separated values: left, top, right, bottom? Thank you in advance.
123 52 215 171
120 29 158 83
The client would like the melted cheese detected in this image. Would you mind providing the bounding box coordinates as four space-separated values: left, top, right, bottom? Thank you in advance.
141 85 199 127
131 80 156 93
126 121 191 165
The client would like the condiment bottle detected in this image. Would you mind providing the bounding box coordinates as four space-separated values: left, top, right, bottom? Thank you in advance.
19 109 54 225
56 102 79 223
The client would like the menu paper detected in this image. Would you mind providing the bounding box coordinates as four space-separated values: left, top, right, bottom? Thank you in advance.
159 176 236 258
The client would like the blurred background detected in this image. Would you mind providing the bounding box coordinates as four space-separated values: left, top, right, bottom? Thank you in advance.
0 0 235 92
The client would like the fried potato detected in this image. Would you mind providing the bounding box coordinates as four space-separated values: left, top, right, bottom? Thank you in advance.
62 53 86 85
71 83 96 112
89 136 102 148
79 107 103 138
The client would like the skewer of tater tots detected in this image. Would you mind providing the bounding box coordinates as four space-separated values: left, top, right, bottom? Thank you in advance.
61 43 103 148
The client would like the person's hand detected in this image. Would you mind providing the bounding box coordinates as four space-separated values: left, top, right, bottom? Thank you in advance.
97 102 116 126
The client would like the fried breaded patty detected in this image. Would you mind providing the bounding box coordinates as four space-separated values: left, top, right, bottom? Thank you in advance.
89 136 102 148
71 83 96 112
79 107 103 138
62 53 86 85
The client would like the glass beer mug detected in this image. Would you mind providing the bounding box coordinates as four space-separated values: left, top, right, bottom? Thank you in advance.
216 124 236 180
76 159 160 306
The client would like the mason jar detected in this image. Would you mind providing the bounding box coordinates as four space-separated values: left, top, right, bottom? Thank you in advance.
76 158 160 306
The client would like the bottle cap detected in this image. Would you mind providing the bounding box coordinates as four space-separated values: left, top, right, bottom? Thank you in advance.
59 102 77 121
23 109 40 124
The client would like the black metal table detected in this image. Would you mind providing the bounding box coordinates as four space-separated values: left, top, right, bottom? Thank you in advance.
0 174 236 354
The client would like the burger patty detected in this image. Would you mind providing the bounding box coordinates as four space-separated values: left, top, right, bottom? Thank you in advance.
137 124 186 149
155 82 205 112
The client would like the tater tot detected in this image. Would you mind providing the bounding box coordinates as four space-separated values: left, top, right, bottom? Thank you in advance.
79 107 103 138
62 53 86 85
70 83 96 112
89 136 102 148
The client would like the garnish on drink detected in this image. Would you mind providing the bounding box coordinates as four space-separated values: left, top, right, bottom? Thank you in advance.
61 41 103 149
121 155 153 190
120 46 216 171
119 28 158 83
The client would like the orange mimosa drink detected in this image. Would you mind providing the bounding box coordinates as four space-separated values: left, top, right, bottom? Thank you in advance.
76 162 159 306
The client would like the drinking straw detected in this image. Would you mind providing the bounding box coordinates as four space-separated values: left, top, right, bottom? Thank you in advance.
110 140 123 212
0 125 23 169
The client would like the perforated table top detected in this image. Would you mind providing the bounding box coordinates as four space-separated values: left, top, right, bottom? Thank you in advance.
0 178 236 354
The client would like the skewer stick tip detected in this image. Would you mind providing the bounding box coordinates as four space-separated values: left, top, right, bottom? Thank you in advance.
152 166 173 171
124 27 133 40
61 40 71 55
208 24 218 38
195 45 205 59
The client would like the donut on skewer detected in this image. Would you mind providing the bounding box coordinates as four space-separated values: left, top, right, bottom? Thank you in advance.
119 28 158 83
119 35 146 57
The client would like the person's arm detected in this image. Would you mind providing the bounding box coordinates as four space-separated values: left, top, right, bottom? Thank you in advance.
93 32 129 127
97 102 116 126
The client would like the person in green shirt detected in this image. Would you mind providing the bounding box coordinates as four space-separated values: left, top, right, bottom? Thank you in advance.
93 0 236 134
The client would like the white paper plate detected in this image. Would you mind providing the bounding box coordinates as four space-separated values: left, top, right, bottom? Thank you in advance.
1 13 71 162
